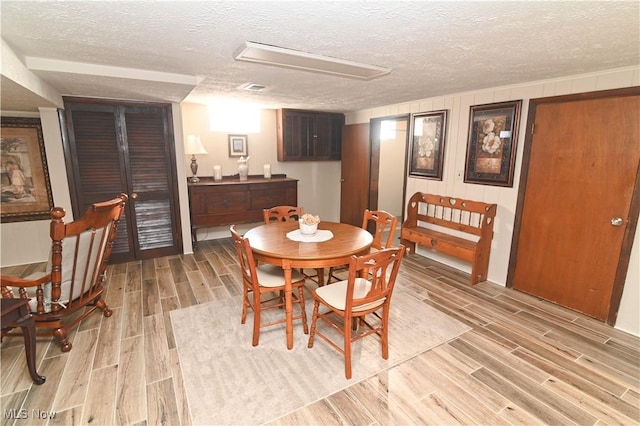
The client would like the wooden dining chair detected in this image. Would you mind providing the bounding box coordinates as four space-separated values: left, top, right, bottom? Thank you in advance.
263 205 325 285
230 225 308 346
307 246 405 379
263 205 303 223
326 209 398 284
1 194 127 352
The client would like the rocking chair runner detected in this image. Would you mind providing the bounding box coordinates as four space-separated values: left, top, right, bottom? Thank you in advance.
1 193 128 352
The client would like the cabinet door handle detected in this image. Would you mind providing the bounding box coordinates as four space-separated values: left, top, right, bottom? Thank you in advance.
130 192 138 200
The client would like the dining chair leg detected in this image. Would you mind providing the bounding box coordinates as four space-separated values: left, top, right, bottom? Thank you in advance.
241 286 249 324
381 306 390 359
307 301 320 348
297 287 309 334
344 315 353 379
252 293 261 346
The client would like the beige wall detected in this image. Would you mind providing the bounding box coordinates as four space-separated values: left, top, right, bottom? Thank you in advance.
346 66 640 336
179 103 342 243
1 107 71 265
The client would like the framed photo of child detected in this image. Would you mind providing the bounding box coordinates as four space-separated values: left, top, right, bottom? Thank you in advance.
1 117 54 223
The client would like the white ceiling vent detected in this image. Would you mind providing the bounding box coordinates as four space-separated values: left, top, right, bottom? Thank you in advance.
242 83 267 92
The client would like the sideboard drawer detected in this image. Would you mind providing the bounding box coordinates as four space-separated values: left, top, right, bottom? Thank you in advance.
201 189 249 213
250 182 296 209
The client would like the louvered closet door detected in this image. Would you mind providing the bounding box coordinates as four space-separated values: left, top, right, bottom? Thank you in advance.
63 99 182 263
122 106 181 259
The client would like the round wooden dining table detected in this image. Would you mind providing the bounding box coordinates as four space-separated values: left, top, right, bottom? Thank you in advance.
244 221 373 349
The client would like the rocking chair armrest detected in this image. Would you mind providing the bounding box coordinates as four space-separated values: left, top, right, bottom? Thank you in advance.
1 273 51 288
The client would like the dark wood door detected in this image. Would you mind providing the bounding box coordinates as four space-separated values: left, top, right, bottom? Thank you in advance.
62 99 182 263
510 89 640 322
340 123 370 226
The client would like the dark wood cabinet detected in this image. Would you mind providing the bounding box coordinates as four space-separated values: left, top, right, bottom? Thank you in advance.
187 175 298 247
276 109 344 161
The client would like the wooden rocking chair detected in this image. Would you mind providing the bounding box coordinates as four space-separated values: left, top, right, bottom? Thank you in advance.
1 194 127 352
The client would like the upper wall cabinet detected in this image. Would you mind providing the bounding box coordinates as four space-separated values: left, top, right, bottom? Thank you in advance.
276 109 345 161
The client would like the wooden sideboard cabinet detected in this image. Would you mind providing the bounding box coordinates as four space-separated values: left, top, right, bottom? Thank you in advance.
276 109 345 161
187 175 298 248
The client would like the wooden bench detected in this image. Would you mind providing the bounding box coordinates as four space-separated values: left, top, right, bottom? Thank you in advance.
400 192 497 285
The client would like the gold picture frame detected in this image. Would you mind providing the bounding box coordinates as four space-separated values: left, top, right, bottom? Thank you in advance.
1 117 54 222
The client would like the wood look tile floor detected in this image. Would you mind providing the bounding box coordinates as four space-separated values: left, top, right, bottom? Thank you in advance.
1 237 639 425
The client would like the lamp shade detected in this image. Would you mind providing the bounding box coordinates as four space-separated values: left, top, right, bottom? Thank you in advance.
185 135 207 155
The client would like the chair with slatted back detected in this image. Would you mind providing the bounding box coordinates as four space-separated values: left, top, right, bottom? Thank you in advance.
263 205 303 223
1 193 128 352
326 209 398 284
307 246 405 379
263 205 325 285
230 225 308 346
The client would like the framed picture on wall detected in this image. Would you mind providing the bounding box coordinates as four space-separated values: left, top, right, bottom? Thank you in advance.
464 100 522 187
408 110 448 180
228 134 248 157
1 117 54 223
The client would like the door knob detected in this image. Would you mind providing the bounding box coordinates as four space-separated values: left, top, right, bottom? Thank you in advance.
340 179 345 182
130 193 138 200
610 217 623 227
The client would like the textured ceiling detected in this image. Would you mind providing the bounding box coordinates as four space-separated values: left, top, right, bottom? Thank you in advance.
1 1 639 113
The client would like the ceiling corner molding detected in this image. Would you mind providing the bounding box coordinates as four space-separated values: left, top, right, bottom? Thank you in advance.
1 41 64 109
25 57 199 86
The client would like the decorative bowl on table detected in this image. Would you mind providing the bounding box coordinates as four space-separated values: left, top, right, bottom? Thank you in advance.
299 214 320 235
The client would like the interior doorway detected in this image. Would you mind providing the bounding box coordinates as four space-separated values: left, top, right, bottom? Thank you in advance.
340 115 409 231
369 115 410 240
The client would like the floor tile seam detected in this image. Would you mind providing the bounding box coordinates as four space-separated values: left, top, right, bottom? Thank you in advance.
417 388 481 424
471 365 584 425
511 345 631 400
540 374 640 425
415 356 508 422
540 331 640 374
454 335 553 387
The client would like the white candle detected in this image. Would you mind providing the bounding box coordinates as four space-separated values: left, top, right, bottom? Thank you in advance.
263 164 271 179
213 165 222 181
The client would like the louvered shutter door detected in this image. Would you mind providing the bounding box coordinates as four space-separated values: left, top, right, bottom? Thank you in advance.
63 99 182 262
123 106 180 255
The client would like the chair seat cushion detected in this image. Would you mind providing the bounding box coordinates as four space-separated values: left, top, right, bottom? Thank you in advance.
9 272 72 314
315 277 385 311
256 265 305 288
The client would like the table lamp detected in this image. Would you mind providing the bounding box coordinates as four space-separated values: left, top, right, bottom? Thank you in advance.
185 135 207 183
